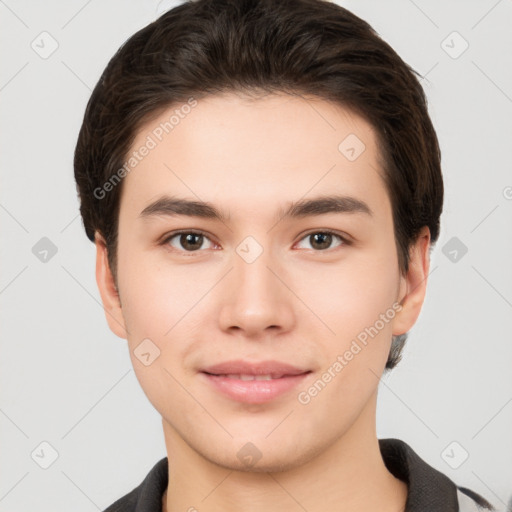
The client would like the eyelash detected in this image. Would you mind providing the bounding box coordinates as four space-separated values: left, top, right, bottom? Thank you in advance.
160 229 351 254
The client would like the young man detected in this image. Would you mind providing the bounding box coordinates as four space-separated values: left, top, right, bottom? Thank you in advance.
73 0 496 510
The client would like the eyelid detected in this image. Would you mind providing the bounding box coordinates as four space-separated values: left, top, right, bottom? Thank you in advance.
297 228 352 244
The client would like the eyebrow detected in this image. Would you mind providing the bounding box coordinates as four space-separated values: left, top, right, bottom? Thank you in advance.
138 194 373 222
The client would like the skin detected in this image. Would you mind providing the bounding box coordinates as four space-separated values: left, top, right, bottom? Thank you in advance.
95 92 430 512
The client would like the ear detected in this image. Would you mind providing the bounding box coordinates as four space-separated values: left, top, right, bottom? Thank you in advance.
392 226 431 336
95 232 128 339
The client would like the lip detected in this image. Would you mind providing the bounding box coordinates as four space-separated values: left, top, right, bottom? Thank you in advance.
200 359 312 404
202 359 309 377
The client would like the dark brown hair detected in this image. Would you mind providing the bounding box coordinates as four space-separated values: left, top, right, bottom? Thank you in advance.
74 0 443 370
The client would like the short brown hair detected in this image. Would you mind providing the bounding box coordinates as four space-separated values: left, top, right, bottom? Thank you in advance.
73 0 443 370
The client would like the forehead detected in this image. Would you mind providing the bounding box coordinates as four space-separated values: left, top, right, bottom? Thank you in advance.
119 92 389 222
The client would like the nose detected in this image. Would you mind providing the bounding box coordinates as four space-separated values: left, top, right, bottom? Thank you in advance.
217 242 296 338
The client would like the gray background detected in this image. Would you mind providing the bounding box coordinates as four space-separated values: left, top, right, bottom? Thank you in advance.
1 0 511 510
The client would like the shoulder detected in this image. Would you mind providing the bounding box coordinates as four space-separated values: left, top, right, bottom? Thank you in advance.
103 489 138 512
102 457 168 512
379 438 496 511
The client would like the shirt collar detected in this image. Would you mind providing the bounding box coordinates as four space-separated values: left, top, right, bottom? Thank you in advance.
379 438 458 511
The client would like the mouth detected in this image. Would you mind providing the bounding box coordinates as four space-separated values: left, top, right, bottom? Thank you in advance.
203 373 298 380
200 360 312 404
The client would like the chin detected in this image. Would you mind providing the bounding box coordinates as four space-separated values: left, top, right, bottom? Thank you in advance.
203 438 322 474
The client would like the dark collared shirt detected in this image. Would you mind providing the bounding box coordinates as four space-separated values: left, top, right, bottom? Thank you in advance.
103 438 495 512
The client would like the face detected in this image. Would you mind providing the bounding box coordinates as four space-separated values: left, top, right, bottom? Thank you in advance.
96 92 429 472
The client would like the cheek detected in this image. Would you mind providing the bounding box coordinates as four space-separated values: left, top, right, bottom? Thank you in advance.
117 260 197 412
117 247 188 335
294 252 399 337
300 263 399 414
117 251 207 377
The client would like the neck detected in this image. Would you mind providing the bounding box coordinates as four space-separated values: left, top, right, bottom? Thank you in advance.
162 391 407 512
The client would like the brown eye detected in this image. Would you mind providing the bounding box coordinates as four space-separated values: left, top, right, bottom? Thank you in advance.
311 232 333 250
163 231 215 252
296 230 347 251
179 233 204 251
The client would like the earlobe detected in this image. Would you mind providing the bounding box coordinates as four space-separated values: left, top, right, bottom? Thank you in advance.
392 226 431 336
95 232 128 339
